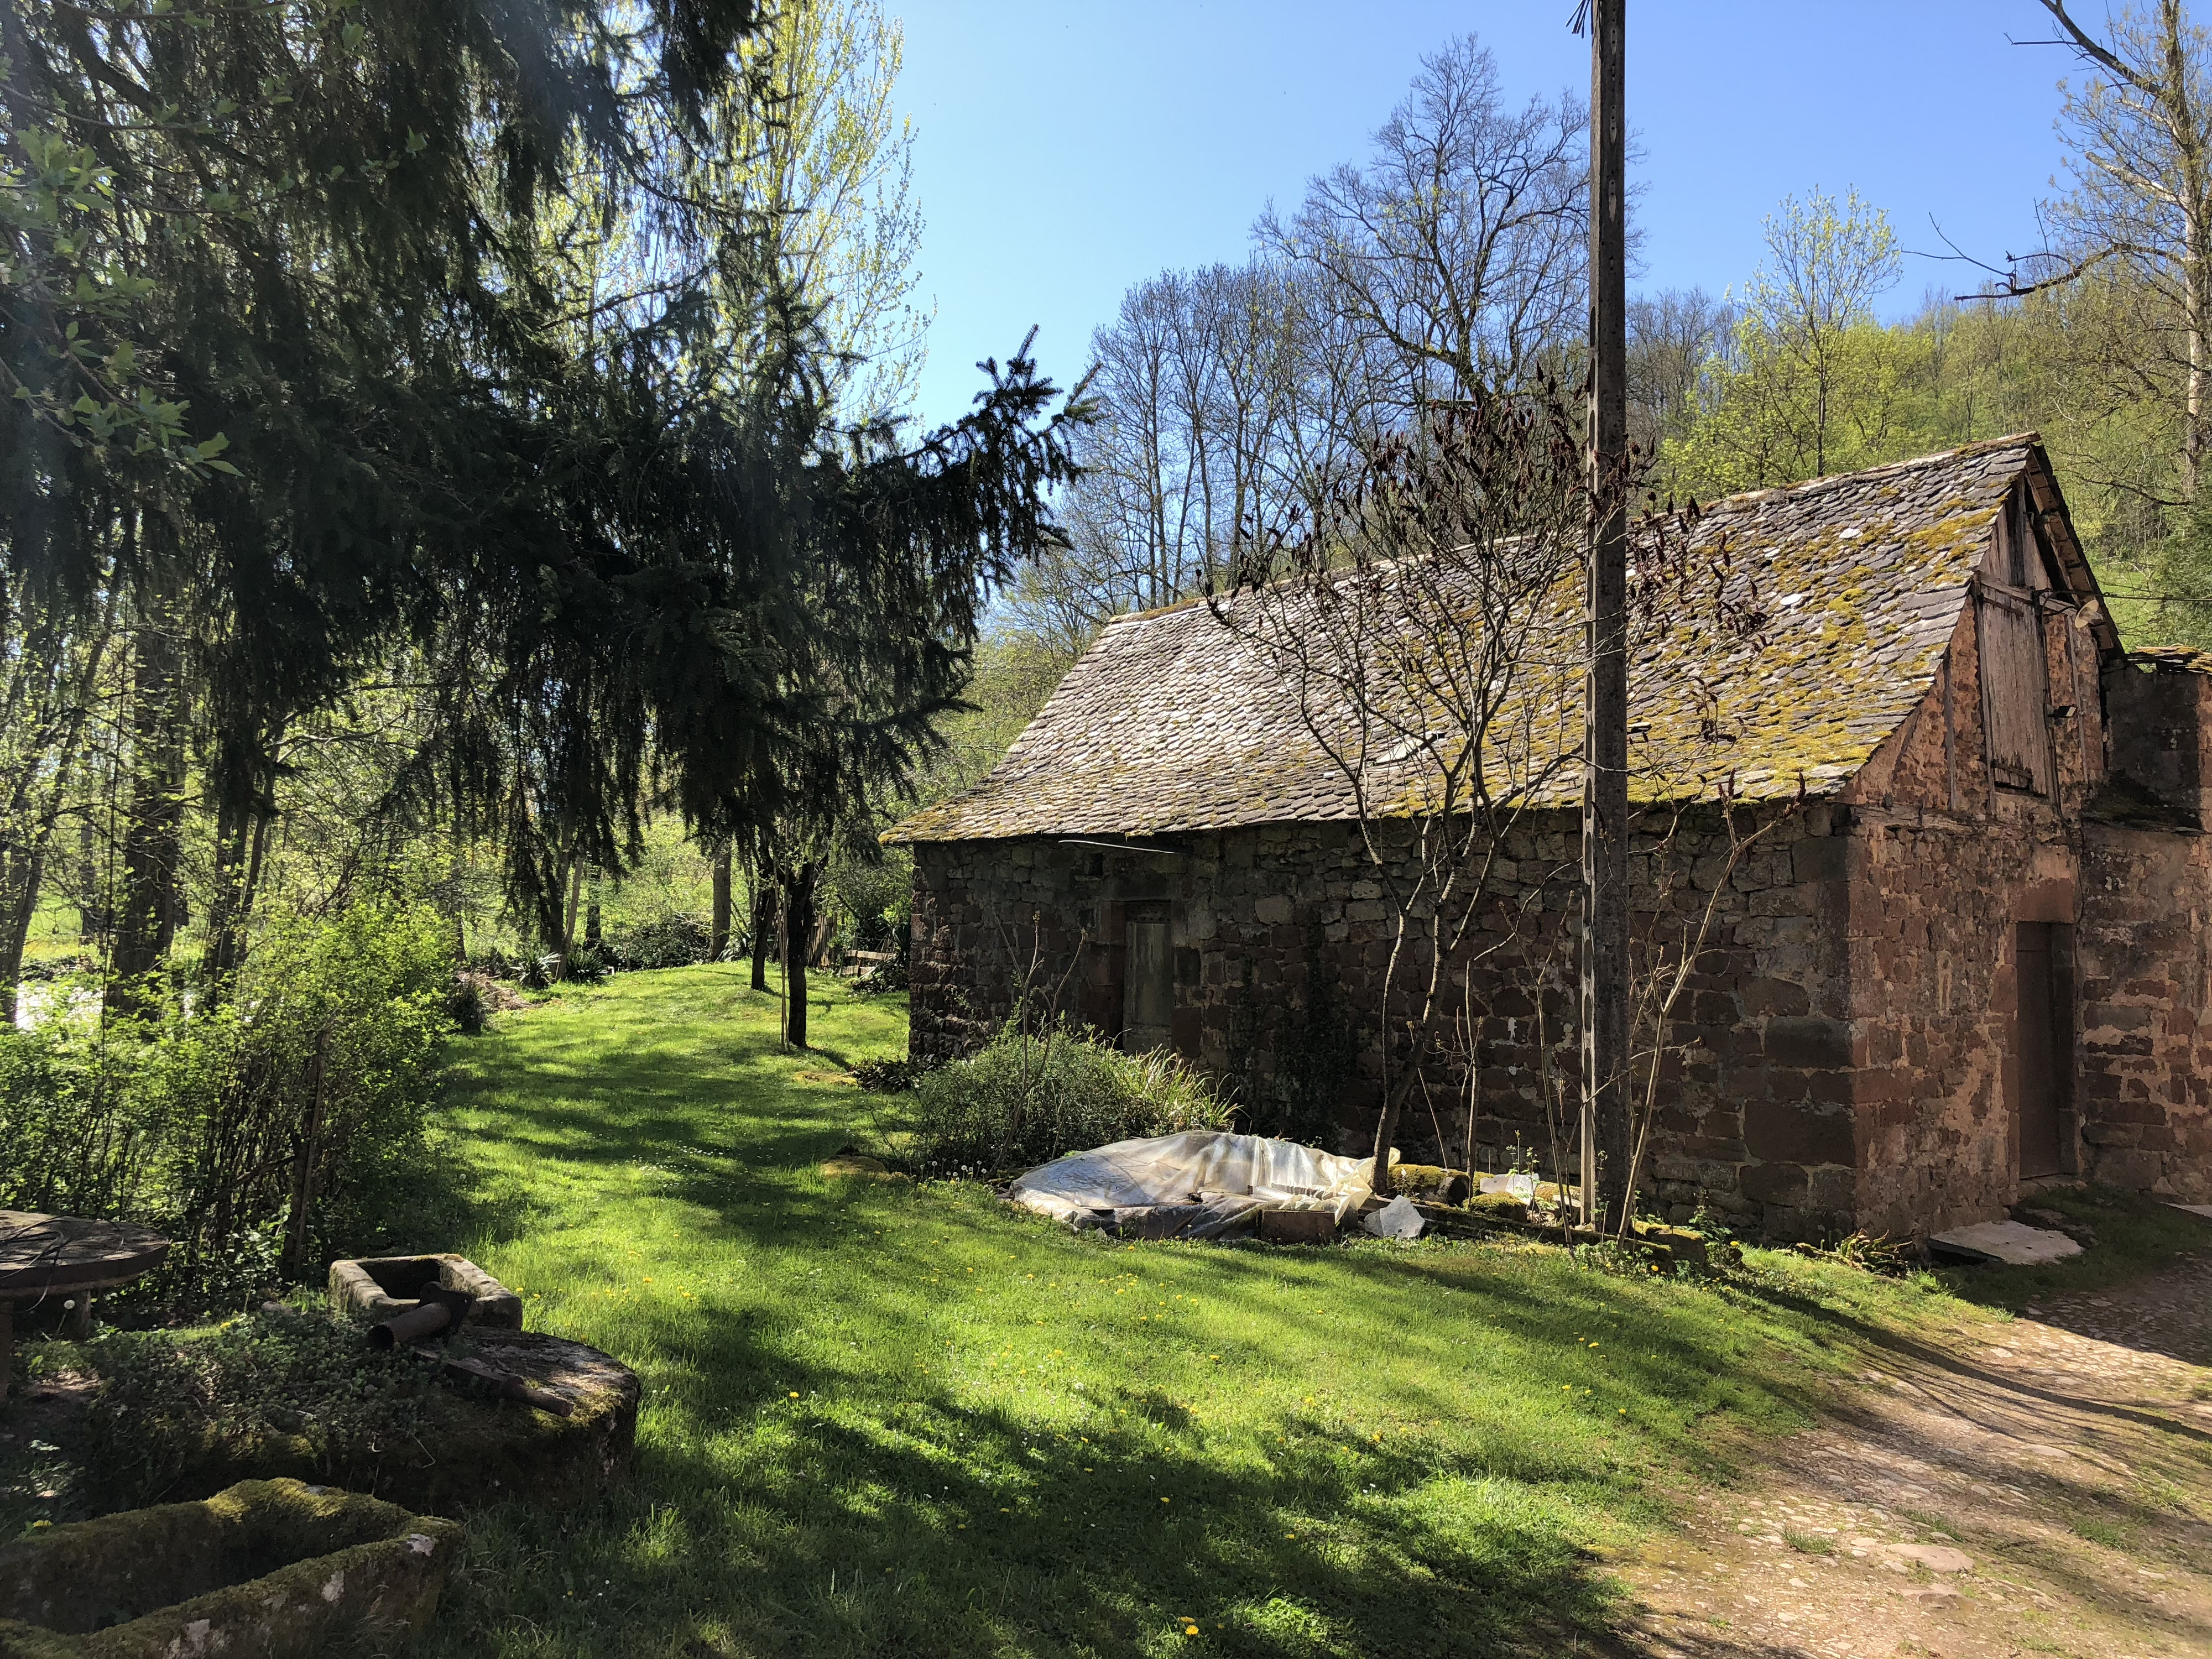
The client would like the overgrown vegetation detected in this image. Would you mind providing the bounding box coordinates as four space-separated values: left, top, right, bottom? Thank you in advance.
74 1306 438 1507
882 1015 1234 1177
0 902 452 1307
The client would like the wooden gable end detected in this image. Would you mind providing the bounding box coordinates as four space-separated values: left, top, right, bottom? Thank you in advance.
1974 477 2081 796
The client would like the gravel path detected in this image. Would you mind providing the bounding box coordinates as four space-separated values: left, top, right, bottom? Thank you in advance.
1610 1245 2212 1658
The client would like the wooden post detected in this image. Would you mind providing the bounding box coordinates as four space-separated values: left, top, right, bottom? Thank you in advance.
1583 0 1630 1230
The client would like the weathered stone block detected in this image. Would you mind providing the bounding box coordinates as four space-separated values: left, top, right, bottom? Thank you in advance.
329 1253 522 1331
1744 1099 1854 1166
1740 975 1811 1016
1805 1164 1858 1213
2093 1148 2164 1188
0 1480 459 1659
1764 1016 1852 1070
1792 837 1849 885
1739 1161 1809 1204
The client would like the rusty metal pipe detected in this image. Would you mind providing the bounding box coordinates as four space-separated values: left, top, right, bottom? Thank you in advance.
368 1284 473 1349
369 1301 449 1348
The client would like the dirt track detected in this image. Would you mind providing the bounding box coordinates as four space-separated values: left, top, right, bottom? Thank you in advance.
1612 1246 2212 1658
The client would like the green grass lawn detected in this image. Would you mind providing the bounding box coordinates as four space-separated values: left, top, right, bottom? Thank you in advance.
413 964 2180 1658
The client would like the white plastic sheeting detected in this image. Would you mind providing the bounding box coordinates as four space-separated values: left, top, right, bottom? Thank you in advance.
1008 1130 1377 1239
1360 1194 1425 1240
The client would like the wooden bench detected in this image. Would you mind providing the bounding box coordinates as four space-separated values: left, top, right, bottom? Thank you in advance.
837 950 898 980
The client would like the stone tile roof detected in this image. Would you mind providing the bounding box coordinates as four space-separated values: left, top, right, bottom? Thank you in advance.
891 436 2069 843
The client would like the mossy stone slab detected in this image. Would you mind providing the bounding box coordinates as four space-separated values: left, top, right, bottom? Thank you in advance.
0 1478 459 1658
140 1331 640 1516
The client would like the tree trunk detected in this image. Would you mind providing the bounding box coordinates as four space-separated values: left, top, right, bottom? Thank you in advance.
0 848 45 1030
559 856 583 973
584 867 602 946
106 609 189 1018
76 819 98 946
0 592 118 1024
200 806 251 987
447 821 467 963
780 863 819 1049
281 1030 329 1282
749 868 771 992
710 845 733 959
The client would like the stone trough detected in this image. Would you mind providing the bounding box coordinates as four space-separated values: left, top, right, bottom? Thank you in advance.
0 1479 459 1659
328 1253 523 1331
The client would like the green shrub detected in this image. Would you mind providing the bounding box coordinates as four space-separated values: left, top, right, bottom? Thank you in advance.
140 901 453 1286
0 901 454 1312
604 914 709 971
888 1018 1234 1178
0 1016 160 1221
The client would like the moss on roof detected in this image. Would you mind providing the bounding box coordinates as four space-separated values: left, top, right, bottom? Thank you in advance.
890 436 2061 844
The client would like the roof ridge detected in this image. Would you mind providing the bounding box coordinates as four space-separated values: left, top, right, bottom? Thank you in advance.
1700 434 2041 517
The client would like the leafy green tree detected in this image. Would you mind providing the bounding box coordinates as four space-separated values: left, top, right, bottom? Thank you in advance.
1665 189 1922 495
6 1 1084 1005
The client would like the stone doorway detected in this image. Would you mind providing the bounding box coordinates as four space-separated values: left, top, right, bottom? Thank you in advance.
2015 921 2071 1179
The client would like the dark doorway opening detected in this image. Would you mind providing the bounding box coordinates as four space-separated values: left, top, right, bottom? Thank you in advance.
2014 922 2072 1179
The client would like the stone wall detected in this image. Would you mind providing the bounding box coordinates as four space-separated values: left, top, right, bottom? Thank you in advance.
1828 596 2104 1235
2074 826 2212 1201
2074 659 2212 1202
912 801 1888 1240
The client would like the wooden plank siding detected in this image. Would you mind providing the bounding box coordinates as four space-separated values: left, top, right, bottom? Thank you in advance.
1976 582 2055 794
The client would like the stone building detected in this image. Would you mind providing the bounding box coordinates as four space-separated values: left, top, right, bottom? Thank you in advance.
888 437 2212 1239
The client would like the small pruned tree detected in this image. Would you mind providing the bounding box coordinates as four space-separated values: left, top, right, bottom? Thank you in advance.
1206 386 1603 1197
1206 380 1768 1214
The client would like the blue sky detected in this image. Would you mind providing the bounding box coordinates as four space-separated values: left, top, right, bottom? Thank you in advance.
886 0 2083 430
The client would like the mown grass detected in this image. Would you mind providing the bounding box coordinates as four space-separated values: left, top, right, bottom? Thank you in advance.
406 964 2165 1658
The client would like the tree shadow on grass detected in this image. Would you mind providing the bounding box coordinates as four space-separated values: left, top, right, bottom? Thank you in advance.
421 1323 1631 1659
417 971 1910 1655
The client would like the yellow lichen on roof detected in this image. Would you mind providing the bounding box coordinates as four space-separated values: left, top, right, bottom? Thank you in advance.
888 437 2049 844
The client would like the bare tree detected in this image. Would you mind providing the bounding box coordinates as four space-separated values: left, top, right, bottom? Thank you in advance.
1626 287 1733 451
1066 263 1319 624
1258 35 1590 415
2034 1 2212 498
1208 389 1597 1197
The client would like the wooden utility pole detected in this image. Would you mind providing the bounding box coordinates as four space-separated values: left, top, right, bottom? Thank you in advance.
1582 0 1630 1230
